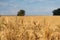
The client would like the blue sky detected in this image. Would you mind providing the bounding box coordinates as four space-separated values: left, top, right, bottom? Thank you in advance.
0 0 60 15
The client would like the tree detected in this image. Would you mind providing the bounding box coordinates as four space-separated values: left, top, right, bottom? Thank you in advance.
17 10 25 16
53 8 60 15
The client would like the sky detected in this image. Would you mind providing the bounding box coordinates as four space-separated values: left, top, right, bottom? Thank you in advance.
0 0 60 15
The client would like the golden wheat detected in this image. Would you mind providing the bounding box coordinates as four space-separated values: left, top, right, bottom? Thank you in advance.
0 16 60 40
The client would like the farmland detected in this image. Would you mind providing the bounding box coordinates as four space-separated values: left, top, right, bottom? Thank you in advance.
0 16 60 40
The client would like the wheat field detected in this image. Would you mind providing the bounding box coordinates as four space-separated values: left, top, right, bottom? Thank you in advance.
0 16 60 40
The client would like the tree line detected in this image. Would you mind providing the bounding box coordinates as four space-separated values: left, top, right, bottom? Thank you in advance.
17 8 60 16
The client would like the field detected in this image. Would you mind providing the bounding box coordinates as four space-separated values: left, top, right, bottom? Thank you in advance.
0 16 60 40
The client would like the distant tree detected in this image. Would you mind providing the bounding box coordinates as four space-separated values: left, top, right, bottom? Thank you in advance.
17 10 25 16
53 8 60 15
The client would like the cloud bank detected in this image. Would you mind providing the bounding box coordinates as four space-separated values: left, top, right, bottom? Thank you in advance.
0 0 60 15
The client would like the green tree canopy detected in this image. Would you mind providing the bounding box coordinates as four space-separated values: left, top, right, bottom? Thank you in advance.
53 8 60 15
17 10 25 16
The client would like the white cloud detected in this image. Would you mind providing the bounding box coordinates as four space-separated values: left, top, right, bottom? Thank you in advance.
0 1 18 15
0 2 9 6
24 0 48 3
0 0 59 15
